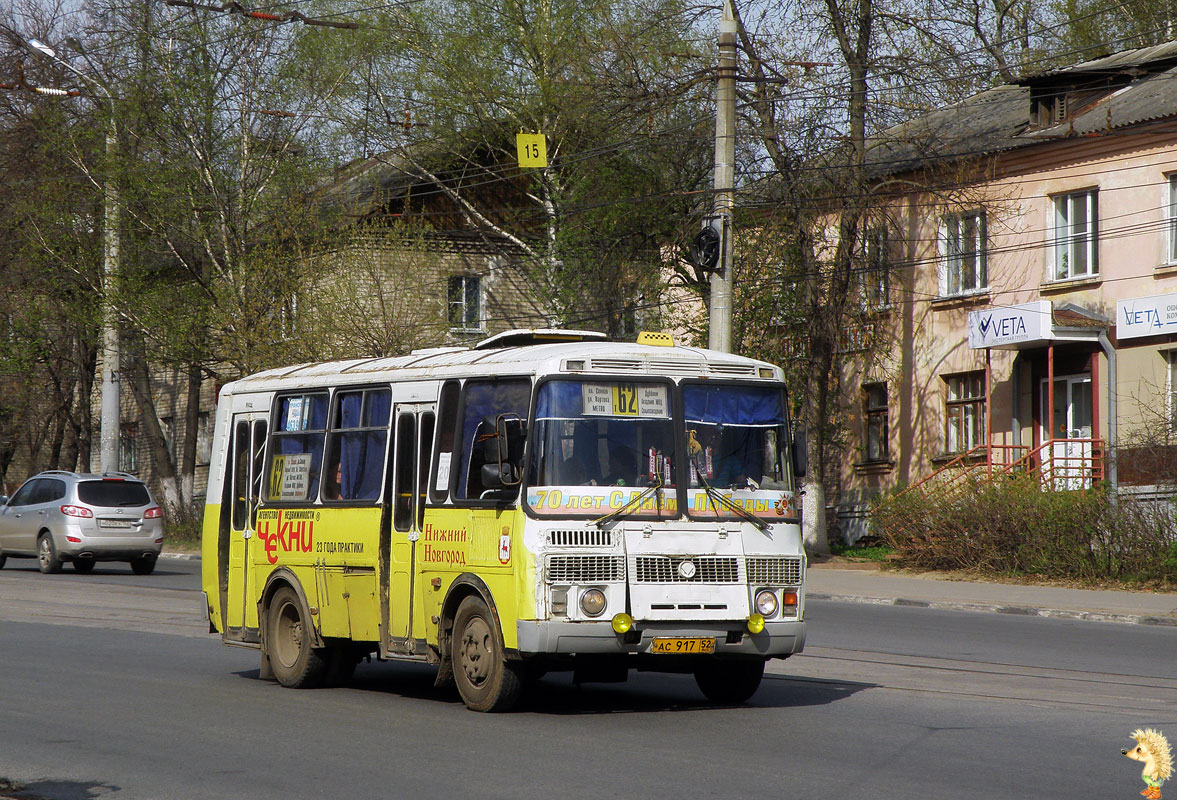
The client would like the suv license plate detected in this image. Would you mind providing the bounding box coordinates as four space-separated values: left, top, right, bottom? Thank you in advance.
98 519 135 529
650 637 715 655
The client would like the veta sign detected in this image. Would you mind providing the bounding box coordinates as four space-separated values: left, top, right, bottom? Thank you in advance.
1116 293 1177 340
968 300 1052 349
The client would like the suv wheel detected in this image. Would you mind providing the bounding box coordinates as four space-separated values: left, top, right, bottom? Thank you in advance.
130 556 156 575
37 533 62 574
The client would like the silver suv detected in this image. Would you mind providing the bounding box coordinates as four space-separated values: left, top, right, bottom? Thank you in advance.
0 471 164 575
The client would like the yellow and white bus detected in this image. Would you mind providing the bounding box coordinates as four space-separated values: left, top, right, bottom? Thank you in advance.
201 329 807 711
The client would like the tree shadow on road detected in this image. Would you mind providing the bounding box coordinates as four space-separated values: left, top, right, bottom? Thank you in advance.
0 777 117 800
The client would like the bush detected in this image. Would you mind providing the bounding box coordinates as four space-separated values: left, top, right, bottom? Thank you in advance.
872 476 1177 586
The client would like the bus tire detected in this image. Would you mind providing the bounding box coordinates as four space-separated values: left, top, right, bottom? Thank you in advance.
694 658 765 705
266 585 328 689
452 595 522 712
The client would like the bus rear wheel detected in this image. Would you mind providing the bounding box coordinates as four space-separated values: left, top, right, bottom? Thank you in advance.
694 658 766 705
452 595 522 712
266 586 328 689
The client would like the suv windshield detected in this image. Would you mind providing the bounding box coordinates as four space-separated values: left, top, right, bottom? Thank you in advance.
526 379 676 518
77 480 151 507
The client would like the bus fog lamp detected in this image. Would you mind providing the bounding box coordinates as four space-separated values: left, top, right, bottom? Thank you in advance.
611 613 634 634
755 590 778 617
580 588 607 617
746 613 766 634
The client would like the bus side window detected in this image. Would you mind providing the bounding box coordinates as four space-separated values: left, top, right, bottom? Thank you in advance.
393 414 415 532
266 393 328 503
430 381 460 503
324 388 390 503
455 379 530 502
231 421 249 530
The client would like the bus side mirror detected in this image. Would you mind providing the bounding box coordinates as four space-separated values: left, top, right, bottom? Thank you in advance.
792 429 808 479
480 414 525 487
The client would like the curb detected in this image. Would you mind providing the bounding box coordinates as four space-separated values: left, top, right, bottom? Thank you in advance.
807 592 1177 627
159 552 200 561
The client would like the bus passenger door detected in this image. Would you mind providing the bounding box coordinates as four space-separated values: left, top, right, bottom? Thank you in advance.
225 413 268 639
386 404 435 646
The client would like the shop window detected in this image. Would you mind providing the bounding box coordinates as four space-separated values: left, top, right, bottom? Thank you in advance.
945 372 986 453
1051 189 1098 280
863 383 889 462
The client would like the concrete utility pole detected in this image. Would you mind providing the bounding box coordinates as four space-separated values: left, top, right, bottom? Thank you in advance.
28 39 120 473
708 0 737 353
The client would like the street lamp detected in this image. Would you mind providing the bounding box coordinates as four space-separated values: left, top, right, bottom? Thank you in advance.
27 38 121 474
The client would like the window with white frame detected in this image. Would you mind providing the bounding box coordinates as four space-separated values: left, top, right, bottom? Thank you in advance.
863 383 889 462
448 275 483 332
944 372 986 453
1051 189 1098 280
1167 174 1177 264
120 422 138 473
939 211 987 296
1168 351 1177 431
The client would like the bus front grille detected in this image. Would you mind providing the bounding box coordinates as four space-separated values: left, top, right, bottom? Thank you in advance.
633 556 741 584
546 555 626 583
746 556 803 585
546 529 616 547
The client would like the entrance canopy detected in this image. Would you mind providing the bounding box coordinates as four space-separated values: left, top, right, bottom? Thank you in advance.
968 301 1107 350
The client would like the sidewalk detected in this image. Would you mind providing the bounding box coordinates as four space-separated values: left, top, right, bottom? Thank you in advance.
807 561 1177 626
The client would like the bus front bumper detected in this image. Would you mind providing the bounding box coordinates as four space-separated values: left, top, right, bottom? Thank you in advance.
516 619 805 657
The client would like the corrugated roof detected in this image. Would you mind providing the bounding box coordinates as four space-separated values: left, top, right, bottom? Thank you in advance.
862 40 1177 179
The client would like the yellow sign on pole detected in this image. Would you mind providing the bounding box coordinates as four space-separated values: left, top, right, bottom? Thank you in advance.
516 133 547 168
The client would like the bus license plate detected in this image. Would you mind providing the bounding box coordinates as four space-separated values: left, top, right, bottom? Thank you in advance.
650 637 715 655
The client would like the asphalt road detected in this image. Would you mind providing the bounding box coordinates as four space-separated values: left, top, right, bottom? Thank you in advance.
0 560 1174 799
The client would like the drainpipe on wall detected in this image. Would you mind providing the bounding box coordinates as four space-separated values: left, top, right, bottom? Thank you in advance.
1098 330 1118 496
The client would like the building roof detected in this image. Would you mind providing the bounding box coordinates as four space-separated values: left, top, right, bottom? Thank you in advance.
866 40 1177 179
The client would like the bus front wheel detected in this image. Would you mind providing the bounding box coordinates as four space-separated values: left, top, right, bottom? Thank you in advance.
452 595 522 712
694 658 766 704
266 586 328 689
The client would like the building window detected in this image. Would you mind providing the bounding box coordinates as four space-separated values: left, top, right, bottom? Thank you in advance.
945 372 986 454
1168 352 1177 431
119 422 138 473
1051 189 1098 280
160 416 176 463
448 275 482 332
863 383 889 462
1168 175 1177 264
940 211 987 295
197 412 212 465
861 227 889 309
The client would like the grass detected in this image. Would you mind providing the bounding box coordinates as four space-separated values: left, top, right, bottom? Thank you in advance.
829 541 895 562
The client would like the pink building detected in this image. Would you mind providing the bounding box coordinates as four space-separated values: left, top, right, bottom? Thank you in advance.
836 42 1177 541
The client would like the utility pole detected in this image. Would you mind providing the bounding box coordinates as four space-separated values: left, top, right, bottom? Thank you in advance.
708 0 737 353
27 39 121 473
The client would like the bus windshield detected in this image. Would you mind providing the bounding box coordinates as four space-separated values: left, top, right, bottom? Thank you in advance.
526 379 676 518
682 383 796 521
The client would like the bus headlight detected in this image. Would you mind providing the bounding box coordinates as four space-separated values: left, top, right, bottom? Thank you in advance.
747 613 765 634
755 589 778 618
580 588 607 617
611 613 634 634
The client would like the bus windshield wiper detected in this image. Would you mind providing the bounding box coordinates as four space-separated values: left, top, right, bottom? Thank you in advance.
592 477 664 529
693 458 769 533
